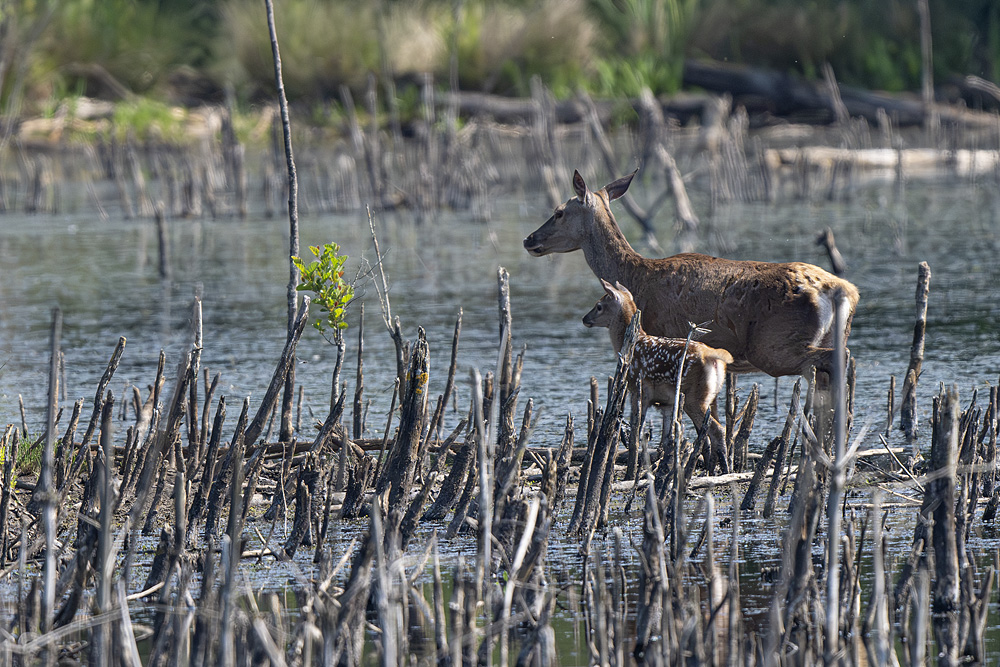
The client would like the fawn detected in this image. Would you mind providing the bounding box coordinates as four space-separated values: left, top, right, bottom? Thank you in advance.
583 279 734 473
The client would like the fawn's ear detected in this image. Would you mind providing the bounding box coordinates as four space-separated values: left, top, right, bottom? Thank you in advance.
604 168 638 201
599 278 614 293
614 281 633 299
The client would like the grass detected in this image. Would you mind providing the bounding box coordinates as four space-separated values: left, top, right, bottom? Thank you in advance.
1 434 42 477
216 0 382 101
110 98 191 143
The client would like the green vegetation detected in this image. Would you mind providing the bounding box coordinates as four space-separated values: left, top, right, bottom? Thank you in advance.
17 437 42 476
292 243 354 337
110 98 191 143
1 0 998 119
2 434 42 477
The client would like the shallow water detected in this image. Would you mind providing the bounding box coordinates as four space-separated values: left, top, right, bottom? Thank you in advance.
3 164 1000 657
3 172 999 446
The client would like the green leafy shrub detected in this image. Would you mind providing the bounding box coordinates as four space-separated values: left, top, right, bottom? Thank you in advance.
292 243 354 336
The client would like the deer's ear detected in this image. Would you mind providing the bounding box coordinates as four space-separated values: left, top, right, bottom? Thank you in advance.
614 281 632 298
573 170 589 200
600 278 615 294
604 168 638 201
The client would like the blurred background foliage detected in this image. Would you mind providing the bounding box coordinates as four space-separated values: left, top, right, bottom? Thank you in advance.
1 0 998 117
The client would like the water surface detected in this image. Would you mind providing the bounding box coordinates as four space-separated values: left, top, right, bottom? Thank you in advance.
3 166 1000 658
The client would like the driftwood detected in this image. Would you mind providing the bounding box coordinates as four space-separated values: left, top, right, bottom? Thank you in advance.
767 147 1000 178
684 59 1000 128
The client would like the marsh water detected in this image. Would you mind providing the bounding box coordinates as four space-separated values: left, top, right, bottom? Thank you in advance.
4 169 999 446
3 157 1000 658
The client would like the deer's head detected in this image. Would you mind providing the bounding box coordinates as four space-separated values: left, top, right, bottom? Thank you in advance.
582 279 637 329
523 170 636 256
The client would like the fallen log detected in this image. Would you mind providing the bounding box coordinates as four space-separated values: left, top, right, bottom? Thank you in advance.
684 59 1000 128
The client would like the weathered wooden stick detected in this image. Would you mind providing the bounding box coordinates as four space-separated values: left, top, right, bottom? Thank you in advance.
187 396 226 526
0 426 16 567
375 329 428 510
281 453 318 560
445 441 479 539
740 436 779 514
56 398 82 489
244 297 309 451
351 304 365 441
983 386 1000 522
421 424 474 521
816 227 847 275
400 424 464 548
94 394 116 665
900 261 931 457
764 378 801 518
929 387 959 664
824 289 852 663
218 412 246 667
204 398 250 541
39 307 61 634
74 336 127 469
472 367 493 612
425 309 462 449
731 384 758 473
886 375 896 439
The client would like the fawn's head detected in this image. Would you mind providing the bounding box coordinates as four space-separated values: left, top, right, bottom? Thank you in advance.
582 279 638 329
523 169 636 256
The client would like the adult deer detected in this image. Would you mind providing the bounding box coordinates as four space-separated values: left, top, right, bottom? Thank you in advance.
524 170 860 379
583 279 733 472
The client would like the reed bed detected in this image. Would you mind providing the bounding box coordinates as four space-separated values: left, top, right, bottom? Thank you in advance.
0 251 997 665
3 76 1000 235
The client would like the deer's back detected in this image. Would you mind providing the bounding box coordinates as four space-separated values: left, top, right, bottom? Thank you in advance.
627 253 858 361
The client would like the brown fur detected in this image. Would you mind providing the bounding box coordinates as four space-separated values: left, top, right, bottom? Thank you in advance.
584 280 732 470
525 170 860 378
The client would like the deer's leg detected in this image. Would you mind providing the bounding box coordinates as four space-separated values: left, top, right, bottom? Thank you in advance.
708 415 729 475
745 284 854 378
625 389 642 481
684 394 730 476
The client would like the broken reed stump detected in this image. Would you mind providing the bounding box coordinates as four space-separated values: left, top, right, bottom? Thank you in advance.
374 328 428 512
730 383 759 473
900 261 931 460
816 226 847 275
763 378 801 519
930 388 960 665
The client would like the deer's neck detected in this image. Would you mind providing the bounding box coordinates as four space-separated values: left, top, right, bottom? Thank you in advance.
608 303 641 355
581 210 643 287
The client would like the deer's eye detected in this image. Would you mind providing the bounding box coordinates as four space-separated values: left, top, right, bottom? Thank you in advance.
596 304 603 312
